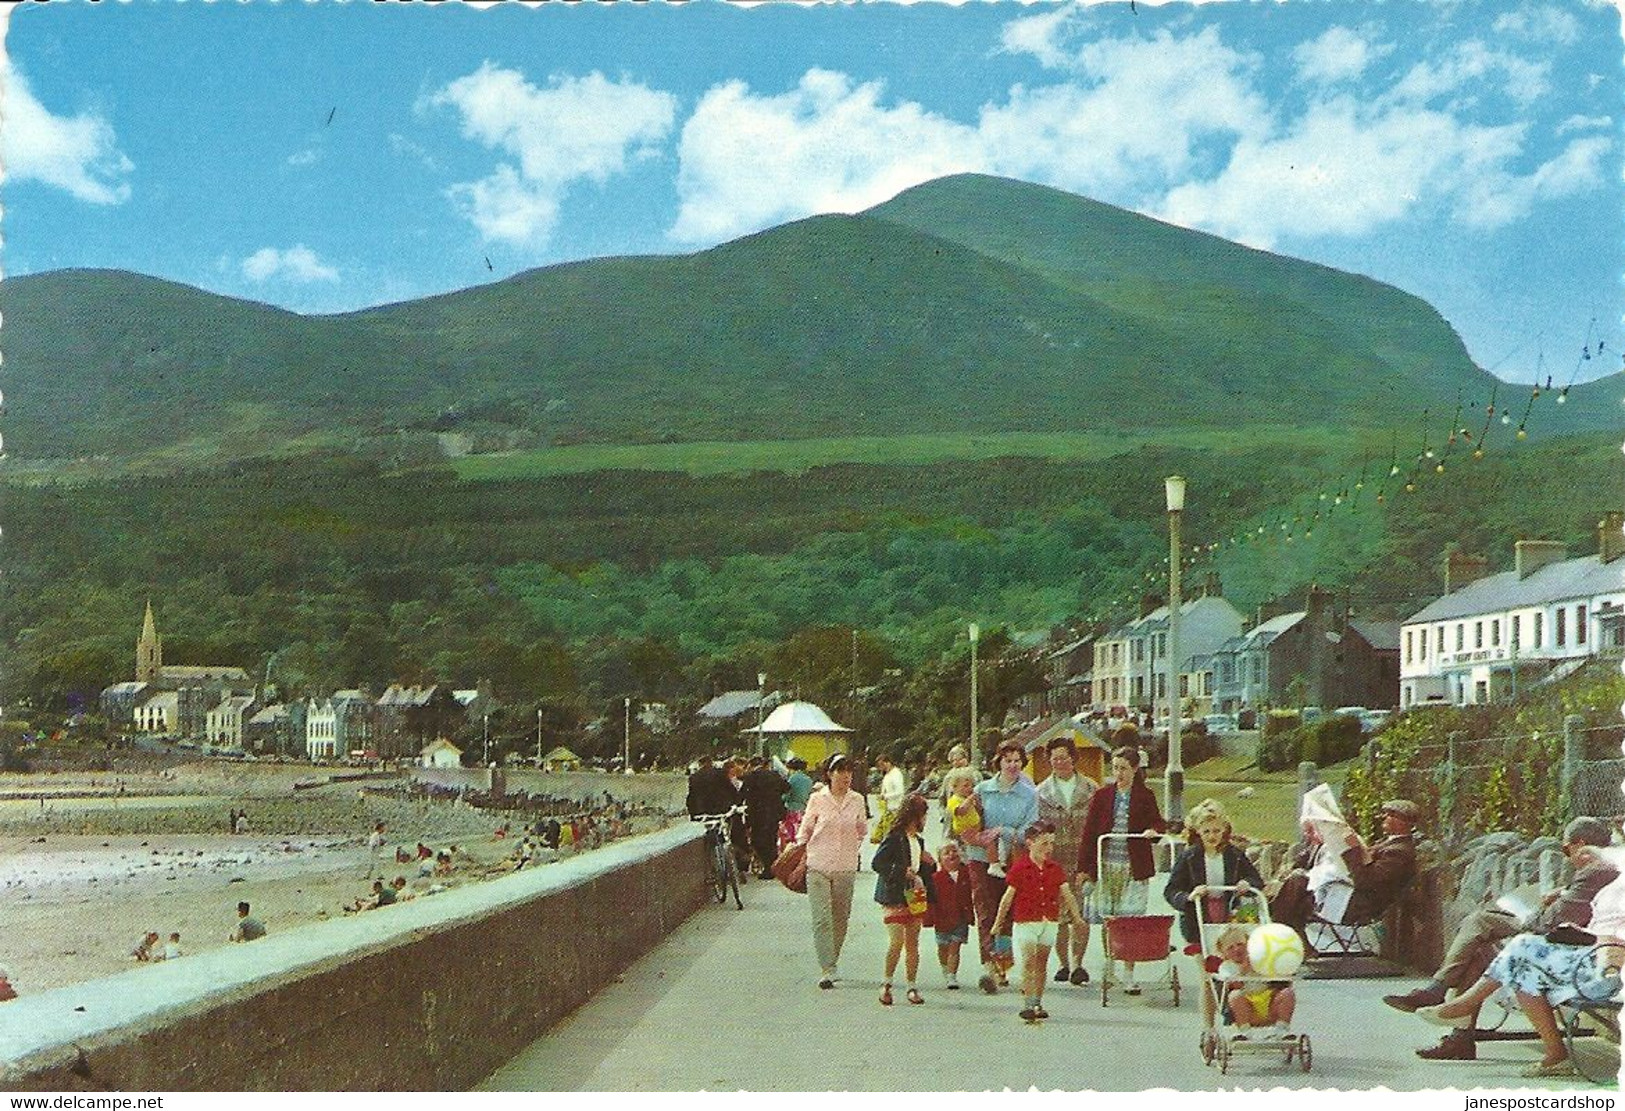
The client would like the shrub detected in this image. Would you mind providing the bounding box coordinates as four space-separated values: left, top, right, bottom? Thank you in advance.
1303 715 1364 766
1256 725 1302 773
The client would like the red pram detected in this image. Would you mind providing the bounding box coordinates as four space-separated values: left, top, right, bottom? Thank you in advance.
778 811 802 855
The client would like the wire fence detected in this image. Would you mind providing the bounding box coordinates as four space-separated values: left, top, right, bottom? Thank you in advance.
1353 721 1624 844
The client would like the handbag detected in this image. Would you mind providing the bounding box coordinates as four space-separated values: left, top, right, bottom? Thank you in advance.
772 841 808 894
905 881 929 918
1545 924 1597 947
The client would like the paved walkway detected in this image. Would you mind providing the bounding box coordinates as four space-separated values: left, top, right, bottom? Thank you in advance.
481 835 1618 1092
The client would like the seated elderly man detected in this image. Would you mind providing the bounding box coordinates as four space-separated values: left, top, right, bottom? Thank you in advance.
1384 815 1618 1061
1270 798 1422 942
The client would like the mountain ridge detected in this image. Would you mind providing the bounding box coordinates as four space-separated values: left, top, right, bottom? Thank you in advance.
4 174 1614 463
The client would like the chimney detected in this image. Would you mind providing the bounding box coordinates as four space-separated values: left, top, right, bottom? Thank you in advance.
1139 593 1164 619
1599 512 1625 564
1305 584 1333 628
1444 551 1490 593
1201 571 1222 598
1514 539 1568 579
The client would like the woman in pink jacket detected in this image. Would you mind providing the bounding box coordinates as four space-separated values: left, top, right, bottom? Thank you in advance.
796 753 868 989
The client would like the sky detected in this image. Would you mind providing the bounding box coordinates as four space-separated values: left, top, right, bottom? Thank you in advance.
4 0 1621 386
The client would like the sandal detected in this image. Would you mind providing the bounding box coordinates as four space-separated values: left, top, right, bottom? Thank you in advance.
880 985 893 1006
907 989 924 1005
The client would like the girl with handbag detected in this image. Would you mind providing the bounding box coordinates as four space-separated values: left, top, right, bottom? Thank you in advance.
872 794 934 1006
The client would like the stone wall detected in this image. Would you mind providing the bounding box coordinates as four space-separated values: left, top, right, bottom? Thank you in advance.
0 824 708 1091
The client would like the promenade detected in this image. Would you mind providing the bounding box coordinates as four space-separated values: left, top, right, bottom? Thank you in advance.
482 840 1608 1091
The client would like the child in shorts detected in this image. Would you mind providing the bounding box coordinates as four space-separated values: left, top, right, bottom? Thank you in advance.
930 841 976 989
992 821 1085 1022
1214 925 1295 1037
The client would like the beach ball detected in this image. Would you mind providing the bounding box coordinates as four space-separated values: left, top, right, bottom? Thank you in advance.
1248 923 1305 977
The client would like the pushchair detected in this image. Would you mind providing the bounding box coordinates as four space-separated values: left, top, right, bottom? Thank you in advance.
1095 831 1181 1007
1195 885 1312 1074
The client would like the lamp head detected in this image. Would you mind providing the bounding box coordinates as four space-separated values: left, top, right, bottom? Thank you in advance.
1165 475 1187 512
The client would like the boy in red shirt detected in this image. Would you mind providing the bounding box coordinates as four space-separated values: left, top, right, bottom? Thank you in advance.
929 841 977 989
992 820 1085 1022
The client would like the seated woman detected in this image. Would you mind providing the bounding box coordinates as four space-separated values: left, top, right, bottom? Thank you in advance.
1414 861 1625 1078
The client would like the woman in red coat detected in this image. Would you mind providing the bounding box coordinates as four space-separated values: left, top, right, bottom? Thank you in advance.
1074 745 1166 994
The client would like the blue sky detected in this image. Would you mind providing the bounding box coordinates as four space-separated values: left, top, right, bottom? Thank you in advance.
5 0 1620 386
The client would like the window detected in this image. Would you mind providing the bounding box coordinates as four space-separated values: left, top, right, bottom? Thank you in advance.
1511 614 1520 649
1404 630 1413 664
1578 604 1588 646
1491 619 1500 647
1437 626 1446 654
1474 621 1483 649
1455 623 1465 651
1534 612 1544 648
1556 607 1566 648
1250 658 1263 685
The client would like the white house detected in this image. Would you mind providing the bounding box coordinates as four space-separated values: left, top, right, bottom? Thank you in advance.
133 691 179 734
305 690 375 761
1400 520 1625 708
1093 583 1245 715
420 738 463 769
206 694 257 748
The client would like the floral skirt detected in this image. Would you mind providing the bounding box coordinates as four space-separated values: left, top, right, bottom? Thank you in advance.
1487 933 1615 1007
1087 863 1148 923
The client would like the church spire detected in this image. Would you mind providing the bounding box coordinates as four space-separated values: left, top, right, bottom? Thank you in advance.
137 599 163 684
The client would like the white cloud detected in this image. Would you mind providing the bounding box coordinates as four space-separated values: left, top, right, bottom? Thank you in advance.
980 28 1269 199
670 19 1609 253
388 132 440 171
1392 40 1550 106
1557 114 1612 135
673 29 1268 244
1292 26 1389 85
1492 6 1581 44
287 148 321 167
241 245 339 284
999 5 1084 69
0 65 132 204
426 64 676 246
671 70 980 244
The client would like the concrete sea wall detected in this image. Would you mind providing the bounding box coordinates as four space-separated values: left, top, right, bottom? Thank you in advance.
0 824 708 1091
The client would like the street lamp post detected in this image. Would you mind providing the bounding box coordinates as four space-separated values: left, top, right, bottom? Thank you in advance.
969 622 980 757
482 712 490 766
623 696 632 774
756 672 767 758
1165 475 1186 824
535 707 543 765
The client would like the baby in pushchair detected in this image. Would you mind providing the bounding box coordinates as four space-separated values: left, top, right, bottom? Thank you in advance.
1212 924 1297 1038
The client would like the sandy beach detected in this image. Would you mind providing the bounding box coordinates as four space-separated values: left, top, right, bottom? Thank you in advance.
0 760 685 995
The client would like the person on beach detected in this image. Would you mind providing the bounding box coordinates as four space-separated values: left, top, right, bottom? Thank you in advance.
872 794 934 1006
991 821 1085 1022
794 753 868 989
160 932 182 961
234 810 249 835
231 901 266 942
132 931 160 962
0 967 16 1003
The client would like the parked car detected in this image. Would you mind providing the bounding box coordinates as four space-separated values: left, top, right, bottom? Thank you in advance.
1359 709 1392 732
1204 713 1238 734
1300 706 1325 725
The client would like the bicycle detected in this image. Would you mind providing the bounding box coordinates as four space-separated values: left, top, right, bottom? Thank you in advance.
695 803 746 910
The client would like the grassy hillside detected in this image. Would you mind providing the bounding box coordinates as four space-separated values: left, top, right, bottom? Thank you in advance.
7 174 1591 467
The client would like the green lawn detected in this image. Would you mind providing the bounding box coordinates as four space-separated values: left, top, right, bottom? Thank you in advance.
451 426 1362 480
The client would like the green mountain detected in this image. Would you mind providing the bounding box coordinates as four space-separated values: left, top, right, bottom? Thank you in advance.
4 173 1609 463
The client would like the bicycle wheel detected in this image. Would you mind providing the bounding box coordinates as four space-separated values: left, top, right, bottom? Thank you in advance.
711 834 729 904
725 845 743 909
